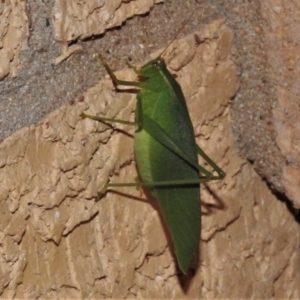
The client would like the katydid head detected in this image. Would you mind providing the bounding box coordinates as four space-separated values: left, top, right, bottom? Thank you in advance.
137 57 167 79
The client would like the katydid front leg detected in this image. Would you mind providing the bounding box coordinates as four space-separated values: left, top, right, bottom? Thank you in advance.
98 54 141 88
81 56 139 126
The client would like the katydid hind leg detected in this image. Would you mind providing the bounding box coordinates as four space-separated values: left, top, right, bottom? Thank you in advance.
106 177 220 188
142 114 224 182
196 145 226 180
104 117 225 189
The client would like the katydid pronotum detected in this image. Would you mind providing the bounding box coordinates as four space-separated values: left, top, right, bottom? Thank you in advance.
81 9 225 275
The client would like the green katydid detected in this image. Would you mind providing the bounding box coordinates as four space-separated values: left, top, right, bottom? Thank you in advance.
81 10 225 275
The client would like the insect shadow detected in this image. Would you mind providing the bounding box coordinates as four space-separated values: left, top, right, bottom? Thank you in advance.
201 183 226 215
